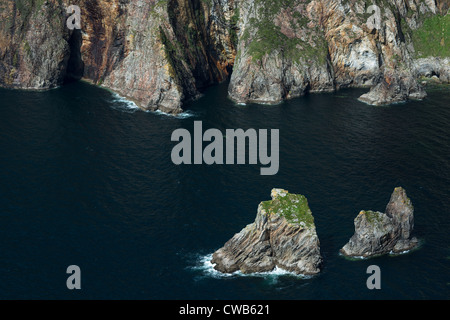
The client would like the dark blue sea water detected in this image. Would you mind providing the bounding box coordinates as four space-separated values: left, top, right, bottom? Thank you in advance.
0 81 449 299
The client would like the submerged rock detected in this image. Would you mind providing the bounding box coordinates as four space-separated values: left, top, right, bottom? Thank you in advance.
211 189 322 275
340 187 419 258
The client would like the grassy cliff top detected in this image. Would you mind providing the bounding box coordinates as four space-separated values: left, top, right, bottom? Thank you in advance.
359 210 385 225
411 14 449 58
261 191 315 228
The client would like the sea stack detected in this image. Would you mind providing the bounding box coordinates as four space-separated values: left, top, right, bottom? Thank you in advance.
340 187 419 258
211 189 322 275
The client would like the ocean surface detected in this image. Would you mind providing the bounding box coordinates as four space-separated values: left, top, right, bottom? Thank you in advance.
0 81 449 299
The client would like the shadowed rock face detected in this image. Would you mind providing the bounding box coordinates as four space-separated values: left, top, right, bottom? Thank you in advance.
340 187 419 258
0 0 70 89
0 0 447 112
211 189 322 275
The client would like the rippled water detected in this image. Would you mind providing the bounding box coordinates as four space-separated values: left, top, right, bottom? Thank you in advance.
0 81 449 299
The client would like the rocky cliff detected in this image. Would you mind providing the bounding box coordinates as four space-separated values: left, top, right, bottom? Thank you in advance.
0 0 237 114
211 189 322 275
0 0 448 112
230 0 448 105
340 187 419 258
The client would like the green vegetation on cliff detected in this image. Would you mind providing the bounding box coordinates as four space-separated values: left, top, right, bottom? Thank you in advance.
362 210 385 225
245 0 328 64
261 192 315 227
412 14 449 58
230 7 240 46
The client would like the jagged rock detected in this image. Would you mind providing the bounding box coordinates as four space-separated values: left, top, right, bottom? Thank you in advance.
340 187 419 258
324 0 430 106
211 189 322 275
358 69 427 105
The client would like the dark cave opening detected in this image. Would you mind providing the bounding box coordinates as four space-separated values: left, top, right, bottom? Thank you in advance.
64 29 84 83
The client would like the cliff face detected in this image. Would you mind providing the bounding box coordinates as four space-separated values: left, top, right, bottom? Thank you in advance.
0 0 448 112
228 0 335 104
230 0 448 105
0 0 70 88
0 0 237 114
211 189 322 275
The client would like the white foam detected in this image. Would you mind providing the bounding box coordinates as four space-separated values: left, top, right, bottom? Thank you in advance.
192 253 312 279
153 109 197 119
351 255 367 260
389 249 411 256
109 92 140 113
338 251 367 260
107 92 198 117
193 254 235 279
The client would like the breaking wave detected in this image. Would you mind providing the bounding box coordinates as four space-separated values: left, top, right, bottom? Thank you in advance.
107 92 198 118
153 109 198 119
190 253 312 280
108 93 140 113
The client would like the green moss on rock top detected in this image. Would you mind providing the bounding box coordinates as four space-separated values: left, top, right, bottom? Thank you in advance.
261 191 315 228
360 210 385 225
